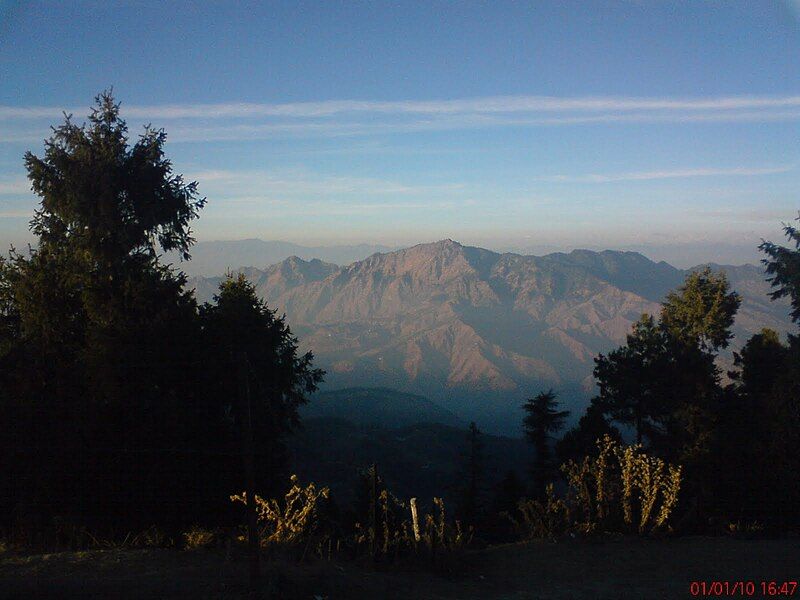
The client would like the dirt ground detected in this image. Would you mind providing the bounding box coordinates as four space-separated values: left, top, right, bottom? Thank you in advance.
1 536 798 599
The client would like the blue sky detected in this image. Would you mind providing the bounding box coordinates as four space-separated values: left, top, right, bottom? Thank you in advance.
0 1 798 265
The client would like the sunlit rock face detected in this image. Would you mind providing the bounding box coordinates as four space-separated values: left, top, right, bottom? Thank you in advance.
189 241 793 425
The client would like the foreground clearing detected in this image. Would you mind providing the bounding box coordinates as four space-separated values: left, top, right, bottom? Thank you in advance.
1 536 798 599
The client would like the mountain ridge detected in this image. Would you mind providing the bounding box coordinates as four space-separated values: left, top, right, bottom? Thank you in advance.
187 240 792 432
166 239 395 276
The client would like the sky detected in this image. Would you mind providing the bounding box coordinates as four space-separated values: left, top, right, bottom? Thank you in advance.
0 1 798 266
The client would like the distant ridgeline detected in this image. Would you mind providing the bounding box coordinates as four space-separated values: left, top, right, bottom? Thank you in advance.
187 240 793 434
166 239 394 276
302 387 464 428
290 387 527 505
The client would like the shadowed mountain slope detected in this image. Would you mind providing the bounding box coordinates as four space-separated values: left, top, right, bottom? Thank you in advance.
301 387 464 429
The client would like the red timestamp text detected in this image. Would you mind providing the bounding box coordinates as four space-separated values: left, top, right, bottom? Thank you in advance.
689 581 798 597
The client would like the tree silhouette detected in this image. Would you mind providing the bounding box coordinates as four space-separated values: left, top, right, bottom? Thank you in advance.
730 328 788 396
760 212 800 323
716 215 800 526
659 268 739 467
593 314 671 445
200 273 325 496
491 470 526 516
593 268 739 464
0 92 209 534
712 329 790 521
0 93 323 538
455 421 485 526
522 390 569 496
556 400 621 464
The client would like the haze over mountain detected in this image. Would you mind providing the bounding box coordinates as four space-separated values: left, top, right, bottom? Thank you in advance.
166 238 769 278
166 239 394 277
189 240 793 433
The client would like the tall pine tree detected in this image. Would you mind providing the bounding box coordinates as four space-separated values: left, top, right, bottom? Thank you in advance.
522 390 569 497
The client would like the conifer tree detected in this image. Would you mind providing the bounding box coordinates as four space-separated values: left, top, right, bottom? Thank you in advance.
556 400 621 464
200 273 324 495
593 314 671 445
0 91 208 531
722 215 800 525
760 212 800 324
593 268 740 463
661 267 741 352
0 93 327 535
522 390 569 496
714 329 789 521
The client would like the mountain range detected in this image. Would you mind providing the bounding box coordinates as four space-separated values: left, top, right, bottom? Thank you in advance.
188 240 793 433
166 239 394 276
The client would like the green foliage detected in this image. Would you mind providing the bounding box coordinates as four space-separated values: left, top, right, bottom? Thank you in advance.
593 268 739 466
760 212 800 324
593 314 673 445
730 328 788 397
0 92 209 536
661 266 741 352
24 91 204 262
749 218 800 526
705 214 800 528
720 328 800 526
1 91 796 545
522 390 569 496
587 219 800 529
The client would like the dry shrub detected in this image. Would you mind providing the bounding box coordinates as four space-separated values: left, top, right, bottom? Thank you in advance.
355 494 471 564
561 434 682 535
231 475 330 556
133 526 173 548
727 520 764 538
183 526 218 549
506 484 570 540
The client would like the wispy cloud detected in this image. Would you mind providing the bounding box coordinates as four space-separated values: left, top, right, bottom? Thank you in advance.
541 165 794 183
1 94 799 144
3 94 800 120
0 178 31 194
187 169 466 198
691 208 798 222
158 110 800 142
